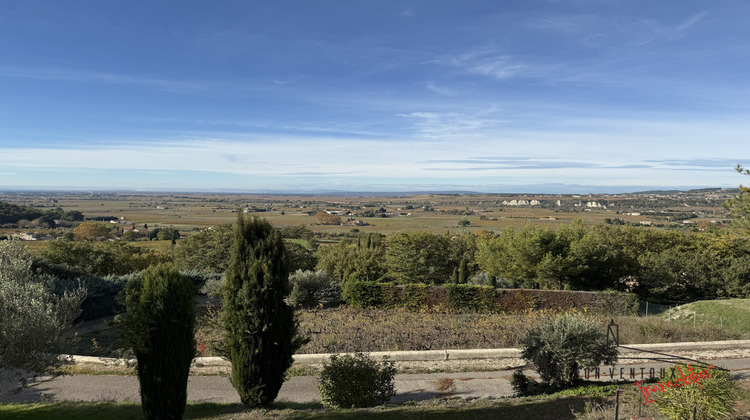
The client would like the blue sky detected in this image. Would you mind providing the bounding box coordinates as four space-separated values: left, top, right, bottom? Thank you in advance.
1 1 749 193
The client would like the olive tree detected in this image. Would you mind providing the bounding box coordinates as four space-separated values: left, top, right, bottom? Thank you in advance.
0 241 84 388
521 313 617 387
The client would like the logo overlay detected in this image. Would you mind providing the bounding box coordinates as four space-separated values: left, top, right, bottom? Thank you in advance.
632 364 714 405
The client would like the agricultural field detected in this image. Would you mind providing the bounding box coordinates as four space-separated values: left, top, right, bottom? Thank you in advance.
0 188 739 244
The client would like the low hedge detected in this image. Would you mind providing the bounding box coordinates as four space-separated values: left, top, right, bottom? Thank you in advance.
343 281 638 315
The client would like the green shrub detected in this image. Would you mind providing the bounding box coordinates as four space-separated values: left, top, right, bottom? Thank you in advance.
445 284 496 312
42 272 131 321
181 269 222 290
317 352 396 408
118 265 196 420
288 270 341 307
520 313 618 387
467 272 494 286
651 364 738 420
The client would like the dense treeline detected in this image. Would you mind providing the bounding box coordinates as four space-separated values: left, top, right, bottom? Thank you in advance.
0 200 83 225
314 222 750 304
170 221 750 304
5 217 749 315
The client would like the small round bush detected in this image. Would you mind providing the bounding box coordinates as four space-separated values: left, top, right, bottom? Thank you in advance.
288 269 341 307
317 352 396 408
521 313 617 388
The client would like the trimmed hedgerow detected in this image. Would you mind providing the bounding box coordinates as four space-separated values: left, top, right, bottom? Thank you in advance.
343 281 397 308
444 284 496 312
342 282 637 315
400 283 430 310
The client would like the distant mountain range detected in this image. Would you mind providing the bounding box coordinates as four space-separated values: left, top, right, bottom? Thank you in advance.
0 184 740 195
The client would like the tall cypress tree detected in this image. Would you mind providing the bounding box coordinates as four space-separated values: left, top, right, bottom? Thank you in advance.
119 264 196 420
220 214 300 407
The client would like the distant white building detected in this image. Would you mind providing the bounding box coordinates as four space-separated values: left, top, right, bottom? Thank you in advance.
502 199 538 206
15 232 52 241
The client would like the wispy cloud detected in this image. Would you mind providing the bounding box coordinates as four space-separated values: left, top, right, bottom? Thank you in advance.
529 15 595 33
424 82 457 95
424 50 527 80
398 110 505 139
399 8 416 19
646 158 747 169
0 65 214 94
587 11 709 48
423 157 601 171
288 171 365 176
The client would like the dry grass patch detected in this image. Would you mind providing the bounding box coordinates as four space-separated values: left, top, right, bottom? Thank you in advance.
190 306 743 357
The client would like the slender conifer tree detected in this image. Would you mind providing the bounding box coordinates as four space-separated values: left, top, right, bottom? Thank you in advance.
220 214 300 407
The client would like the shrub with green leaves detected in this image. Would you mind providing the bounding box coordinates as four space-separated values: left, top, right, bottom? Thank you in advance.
0 241 84 388
288 269 341 307
467 272 494 286
317 352 396 408
118 264 196 420
651 364 738 420
520 313 617 387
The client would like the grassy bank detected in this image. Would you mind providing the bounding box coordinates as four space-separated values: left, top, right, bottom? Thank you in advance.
666 299 750 335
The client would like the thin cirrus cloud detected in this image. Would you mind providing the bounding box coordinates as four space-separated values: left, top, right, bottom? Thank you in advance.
423 50 527 81
0 65 214 94
528 14 596 34
612 11 709 47
423 158 602 171
398 111 505 139
646 159 748 169
580 11 709 49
